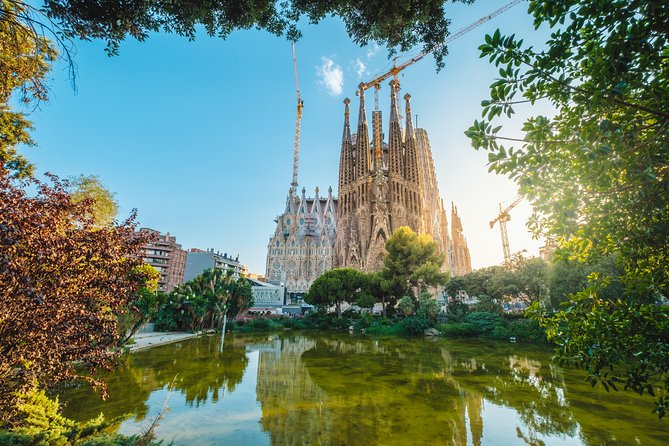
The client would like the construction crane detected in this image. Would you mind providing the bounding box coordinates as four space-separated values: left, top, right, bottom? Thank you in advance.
489 196 523 265
290 42 304 196
356 0 524 109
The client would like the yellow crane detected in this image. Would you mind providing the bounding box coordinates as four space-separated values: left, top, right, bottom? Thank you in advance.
489 196 523 265
356 0 524 109
290 42 304 196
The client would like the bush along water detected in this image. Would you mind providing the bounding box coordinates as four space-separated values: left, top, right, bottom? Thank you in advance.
439 311 547 343
227 303 546 343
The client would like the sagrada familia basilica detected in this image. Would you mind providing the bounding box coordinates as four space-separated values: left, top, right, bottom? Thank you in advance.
265 81 472 297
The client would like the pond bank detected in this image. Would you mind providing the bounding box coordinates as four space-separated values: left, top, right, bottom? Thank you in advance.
128 331 200 352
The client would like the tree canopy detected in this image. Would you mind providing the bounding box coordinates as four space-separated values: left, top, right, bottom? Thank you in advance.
305 268 366 316
0 167 149 425
380 226 448 302
68 175 119 226
153 268 253 331
0 0 57 178
467 0 669 417
1 0 475 66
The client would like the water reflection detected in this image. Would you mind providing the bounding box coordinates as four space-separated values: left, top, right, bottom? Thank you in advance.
59 334 668 446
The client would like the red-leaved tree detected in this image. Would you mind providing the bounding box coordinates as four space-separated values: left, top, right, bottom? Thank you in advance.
0 167 149 425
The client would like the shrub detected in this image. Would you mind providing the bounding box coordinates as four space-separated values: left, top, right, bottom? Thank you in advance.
365 323 404 336
397 315 431 336
506 319 547 343
438 322 479 337
280 317 306 330
445 301 469 323
464 312 503 335
0 390 164 446
232 318 282 333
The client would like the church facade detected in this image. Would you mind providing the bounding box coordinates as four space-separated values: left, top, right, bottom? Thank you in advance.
265 186 337 300
334 81 472 275
265 81 472 301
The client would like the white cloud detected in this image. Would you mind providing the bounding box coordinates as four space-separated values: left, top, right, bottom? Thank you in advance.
353 58 368 78
316 57 343 96
366 43 381 59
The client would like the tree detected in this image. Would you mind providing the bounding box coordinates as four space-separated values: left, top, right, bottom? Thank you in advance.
68 175 119 226
354 272 382 311
18 0 474 66
548 255 625 310
467 0 669 416
511 257 549 305
154 268 252 331
445 265 511 303
0 168 149 425
305 268 365 316
116 263 161 346
0 0 57 178
380 226 448 306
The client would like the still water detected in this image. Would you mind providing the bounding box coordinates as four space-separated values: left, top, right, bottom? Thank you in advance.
59 333 668 446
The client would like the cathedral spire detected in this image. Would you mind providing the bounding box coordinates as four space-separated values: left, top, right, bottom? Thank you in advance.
390 80 400 124
404 93 414 139
339 98 354 192
342 97 351 143
355 84 371 179
388 80 403 178
403 93 420 183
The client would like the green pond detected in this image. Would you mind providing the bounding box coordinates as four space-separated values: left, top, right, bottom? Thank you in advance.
58 333 669 446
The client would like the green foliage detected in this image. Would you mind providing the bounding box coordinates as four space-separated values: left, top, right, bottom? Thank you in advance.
548 255 625 309
469 0 669 415
0 431 164 446
153 269 253 332
439 312 547 342
78 434 164 446
117 265 161 345
398 296 415 316
279 317 306 330
438 322 478 337
445 265 512 302
381 226 448 304
445 300 469 322
528 292 669 418
0 1 57 178
10 390 75 445
355 292 377 310
463 312 503 336
446 257 549 307
305 268 366 316
68 175 119 226
364 320 404 336
471 294 503 313
232 318 282 333
32 0 474 67
492 318 546 343
0 389 143 446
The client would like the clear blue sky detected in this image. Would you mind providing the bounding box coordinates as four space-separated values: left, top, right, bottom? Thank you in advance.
21 0 553 274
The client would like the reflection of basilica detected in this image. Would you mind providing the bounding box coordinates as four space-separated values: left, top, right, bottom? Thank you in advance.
251 336 333 445
251 335 487 446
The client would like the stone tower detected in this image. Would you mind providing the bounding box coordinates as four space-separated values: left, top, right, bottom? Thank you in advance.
449 203 472 276
266 186 337 300
335 82 471 275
